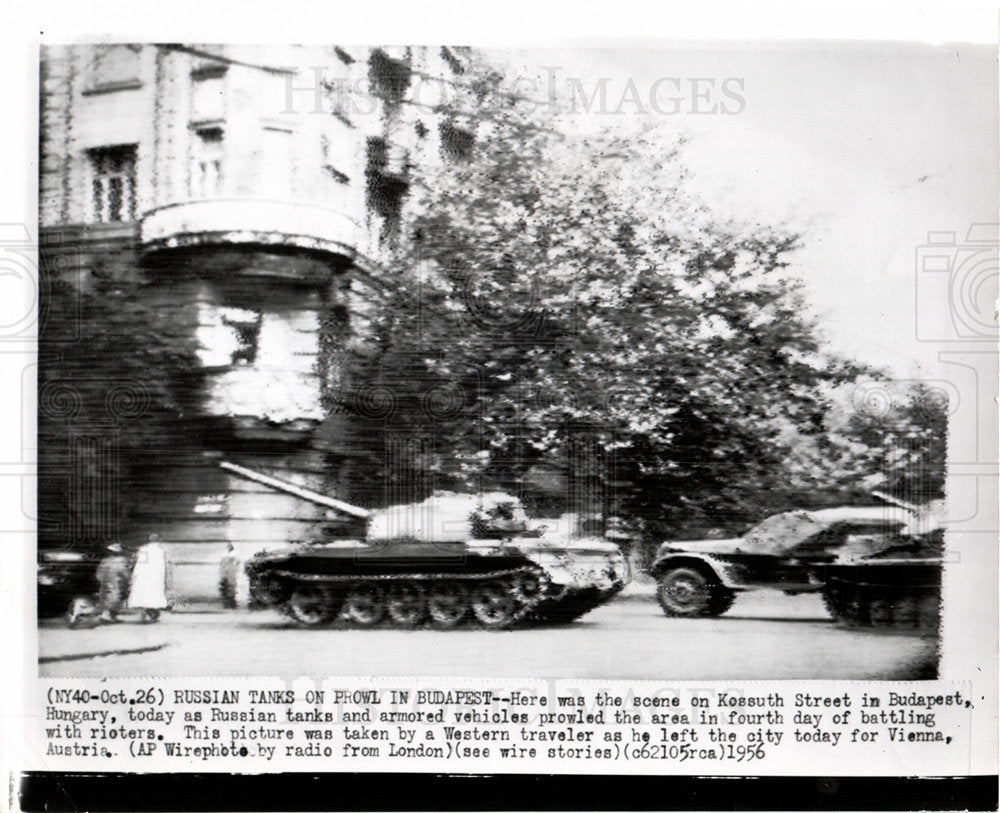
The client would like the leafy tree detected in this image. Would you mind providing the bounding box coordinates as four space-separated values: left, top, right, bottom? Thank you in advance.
327 59 943 550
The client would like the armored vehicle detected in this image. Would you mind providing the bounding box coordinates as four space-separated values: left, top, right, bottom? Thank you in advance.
813 531 942 629
651 498 942 631
225 462 629 629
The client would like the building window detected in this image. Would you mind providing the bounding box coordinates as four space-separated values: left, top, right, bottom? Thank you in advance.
195 301 324 423
439 121 475 161
260 126 294 197
89 145 137 222
368 48 411 106
86 44 142 92
365 137 409 235
191 127 224 198
190 71 225 124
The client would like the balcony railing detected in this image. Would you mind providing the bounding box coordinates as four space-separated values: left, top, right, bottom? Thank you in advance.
140 197 361 260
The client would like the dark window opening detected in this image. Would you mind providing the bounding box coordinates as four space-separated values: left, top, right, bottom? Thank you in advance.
440 46 465 75
190 62 227 80
191 127 224 197
439 121 475 161
365 137 409 234
220 309 262 366
89 145 137 222
368 48 411 106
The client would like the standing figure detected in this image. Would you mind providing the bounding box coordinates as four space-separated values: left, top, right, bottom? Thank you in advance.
127 534 169 623
219 542 241 609
96 543 132 623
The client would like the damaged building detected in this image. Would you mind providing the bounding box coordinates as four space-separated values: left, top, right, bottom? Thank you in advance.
38 43 476 600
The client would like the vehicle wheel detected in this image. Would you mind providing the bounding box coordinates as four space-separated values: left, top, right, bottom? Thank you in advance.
822 584 867 626
656 567 724 617
342 584 385 626
427 582 468 628
470 580 518 629
892 595 919 628
386 582 426 627
285 587 334 627
821 587 844 619
867 596 895 627
918 593 940 630
709 588 736 616
511 569 547 606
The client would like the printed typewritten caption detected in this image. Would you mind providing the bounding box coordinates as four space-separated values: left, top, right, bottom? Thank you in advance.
34 679 974 775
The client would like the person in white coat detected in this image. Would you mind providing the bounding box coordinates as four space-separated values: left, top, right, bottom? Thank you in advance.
127 535 169 622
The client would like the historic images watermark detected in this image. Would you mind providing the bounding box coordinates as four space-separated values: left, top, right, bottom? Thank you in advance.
282 65 746 118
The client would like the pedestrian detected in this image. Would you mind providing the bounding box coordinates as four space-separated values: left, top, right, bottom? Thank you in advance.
95 543 132 623
219 542 241 609
604 516 639 580
127 534 169 623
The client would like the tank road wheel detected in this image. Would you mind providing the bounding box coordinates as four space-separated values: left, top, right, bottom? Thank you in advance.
511 569 547 606
918 592 941 631
656 567 731 618
285 587 335 627
427 582 468 628
822 583 867 626
386 582 426 627
867 595 895 626
342 584 385 626
471 580 519 629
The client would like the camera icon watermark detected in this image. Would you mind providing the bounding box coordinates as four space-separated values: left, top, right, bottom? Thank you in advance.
915 223 998 342
0 223 41 341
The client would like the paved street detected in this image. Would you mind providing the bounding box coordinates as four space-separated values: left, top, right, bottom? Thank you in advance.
38 585 937 680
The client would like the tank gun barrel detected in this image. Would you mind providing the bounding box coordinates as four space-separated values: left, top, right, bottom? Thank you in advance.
870 490 921 513
219 461 371 519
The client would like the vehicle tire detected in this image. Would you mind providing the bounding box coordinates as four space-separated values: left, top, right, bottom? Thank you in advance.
709 588 736 616
427 582 468 628
510 569 547 605
822 583 867 626
917 592 941 630
285 587 334 627
821 587 843 619
342 584 385 626
656 567 727 617
470 580 518 629
386 582 426 627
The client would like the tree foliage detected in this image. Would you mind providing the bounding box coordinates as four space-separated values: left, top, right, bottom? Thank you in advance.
331 61 946 540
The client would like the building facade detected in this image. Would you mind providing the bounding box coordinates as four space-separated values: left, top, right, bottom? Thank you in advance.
38 43 474 600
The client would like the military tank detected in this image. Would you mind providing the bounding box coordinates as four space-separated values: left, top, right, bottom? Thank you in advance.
813 494 944 632
224 462 629 629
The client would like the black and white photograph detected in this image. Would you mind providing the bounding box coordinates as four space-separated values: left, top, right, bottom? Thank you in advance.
32 35 993 681
2 4 998 807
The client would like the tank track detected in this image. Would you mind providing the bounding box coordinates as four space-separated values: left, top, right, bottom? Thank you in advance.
258 565 607 630
821 575 940 632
